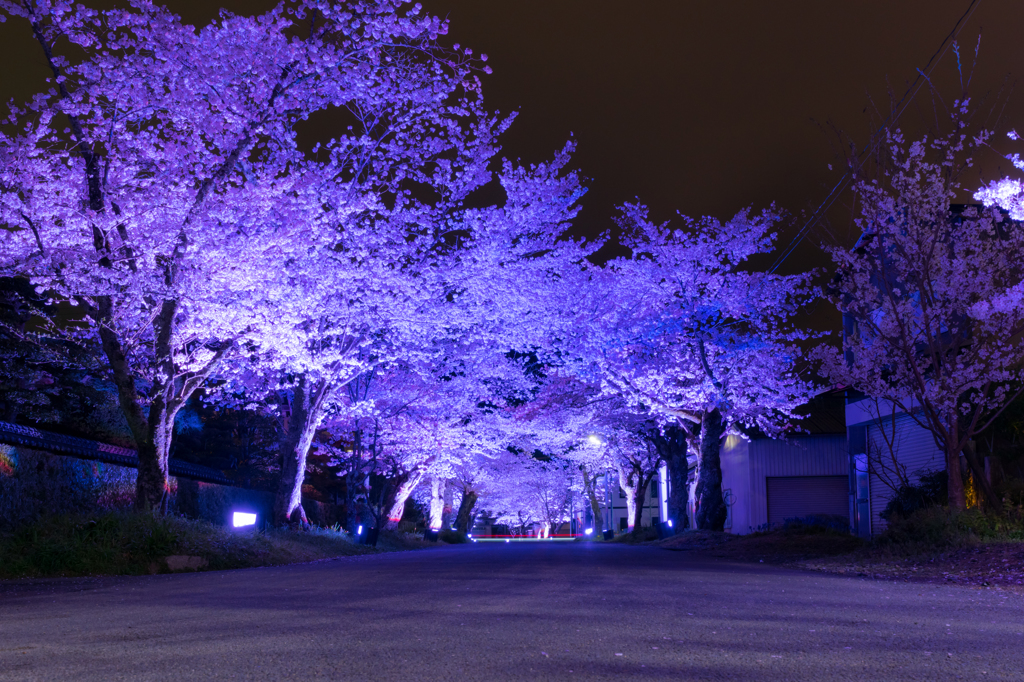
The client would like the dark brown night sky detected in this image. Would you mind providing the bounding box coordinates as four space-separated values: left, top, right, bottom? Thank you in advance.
3 0 1024 276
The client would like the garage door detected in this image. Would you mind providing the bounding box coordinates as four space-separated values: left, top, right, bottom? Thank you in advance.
766 476 848 524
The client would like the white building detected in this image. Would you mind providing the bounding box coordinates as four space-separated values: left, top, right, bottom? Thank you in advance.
719 392 850 534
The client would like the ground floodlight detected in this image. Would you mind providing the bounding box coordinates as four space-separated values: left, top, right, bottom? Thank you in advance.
584 528 594 536
668 520 673 528
467 532 472 538
505 539 510 543
232 511 257 528
357 525 363 535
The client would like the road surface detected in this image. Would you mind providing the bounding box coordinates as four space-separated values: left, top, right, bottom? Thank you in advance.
1 542 1021 680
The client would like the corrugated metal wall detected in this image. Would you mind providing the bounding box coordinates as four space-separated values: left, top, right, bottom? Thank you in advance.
866 415 944 533
746 434 849 531
766 476 849 523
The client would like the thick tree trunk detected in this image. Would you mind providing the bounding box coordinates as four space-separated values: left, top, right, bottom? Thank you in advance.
616 465 637 532
441 478 454 529
631 477 650 530
134 402 177 512
580 466 604 530
428 477 444 529
695 408 727 531
945 443 966 511
455 486 478 534
652 425 690 530
961 441 1002 513
274 375 328 527
383 469 424 530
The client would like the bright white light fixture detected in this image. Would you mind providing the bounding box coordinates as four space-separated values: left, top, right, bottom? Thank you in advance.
584 528 594 535
668 520 673 528
232 511 257 528
587 434 602 446
467 533 472 538
505 539 510 543
357 525 363 535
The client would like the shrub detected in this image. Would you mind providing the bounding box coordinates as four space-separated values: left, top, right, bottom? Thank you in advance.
439 529 469 544
0 511 371 578
880 470 947 521
878 506 1024 549
609 525 659 543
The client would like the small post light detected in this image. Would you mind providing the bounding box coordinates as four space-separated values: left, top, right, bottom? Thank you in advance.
357 525 363 536
584 528 594 536
232 511 257 528
668 520 673 528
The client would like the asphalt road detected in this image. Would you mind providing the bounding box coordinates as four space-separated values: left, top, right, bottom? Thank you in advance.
1 542 1021 681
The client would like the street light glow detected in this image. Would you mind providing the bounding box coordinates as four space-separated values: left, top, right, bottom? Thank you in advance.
232 512 257 528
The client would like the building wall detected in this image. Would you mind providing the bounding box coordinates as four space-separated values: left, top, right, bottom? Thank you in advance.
720 435 750 533
864 413 944 534
609 483 661 531
721 433 849 534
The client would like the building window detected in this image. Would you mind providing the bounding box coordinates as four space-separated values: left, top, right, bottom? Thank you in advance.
650 485 658 498
619 517 627 531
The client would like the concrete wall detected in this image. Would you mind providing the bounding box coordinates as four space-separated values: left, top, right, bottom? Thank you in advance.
0 445 341 529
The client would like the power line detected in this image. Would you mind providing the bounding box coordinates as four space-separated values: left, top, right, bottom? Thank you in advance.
768 0 983 275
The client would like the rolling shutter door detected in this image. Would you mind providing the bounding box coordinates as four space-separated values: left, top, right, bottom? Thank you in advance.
766 476 848 524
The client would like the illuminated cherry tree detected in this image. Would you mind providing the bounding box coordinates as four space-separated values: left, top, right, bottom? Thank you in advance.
552 204 816 531
0 0 482 510
820 120 1024 510
976 130 1024 219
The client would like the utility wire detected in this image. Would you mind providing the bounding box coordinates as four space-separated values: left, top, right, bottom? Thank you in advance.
768 0 983 274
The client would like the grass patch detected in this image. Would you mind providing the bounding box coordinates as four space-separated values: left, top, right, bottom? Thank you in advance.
609 526 660 544
664 506 1024 589
438 529 469 544
0 512 430 579
661 520 863 562
874 506 1024 553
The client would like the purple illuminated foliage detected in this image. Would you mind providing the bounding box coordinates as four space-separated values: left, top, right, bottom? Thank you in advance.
1 1 830 528
817 104 1024 511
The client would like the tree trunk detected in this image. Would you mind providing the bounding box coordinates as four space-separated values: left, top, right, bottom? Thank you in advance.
631 477 650 530
134 403 177 512
96 309 161 511
455 486 478 534
580 466 604 530
383 469 424 530
695 408 727 531
273 375 328 527
961 441 1002 514
945 442 966 511
428 477 444 529
441 478 454 529
652 425 690 530
616 465 637 532
96 298 229 512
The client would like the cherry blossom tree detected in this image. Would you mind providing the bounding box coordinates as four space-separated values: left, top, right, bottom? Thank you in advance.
819 118 1024 510
552 204 816 531
976 130 1024 220
0 0 476 510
